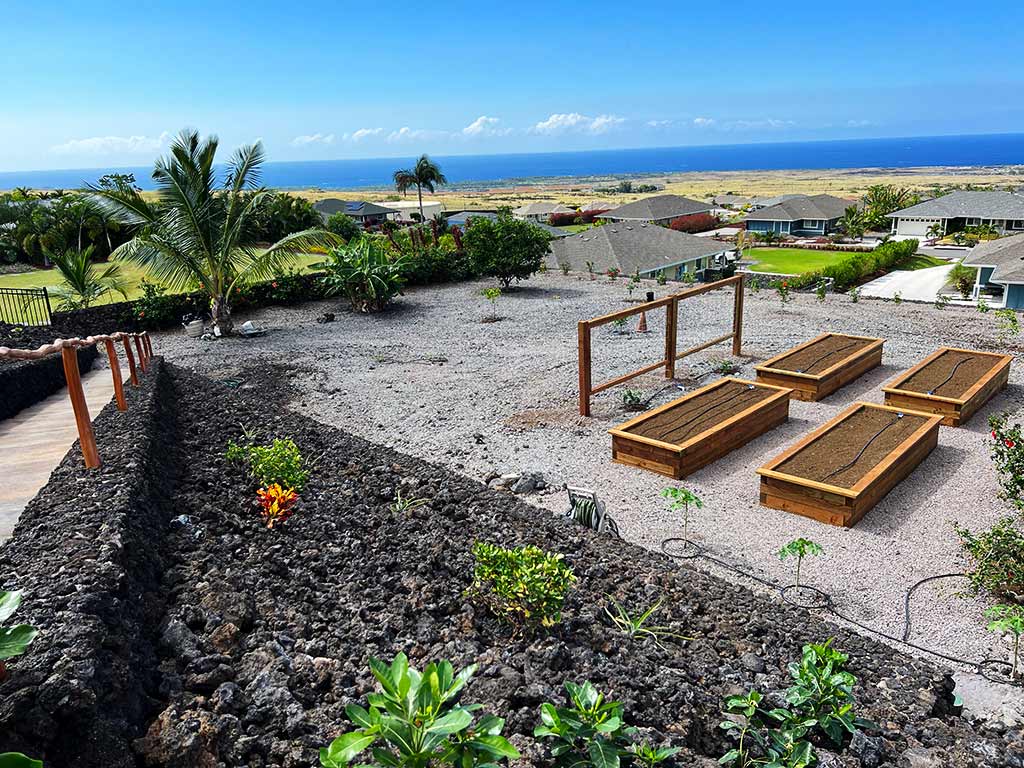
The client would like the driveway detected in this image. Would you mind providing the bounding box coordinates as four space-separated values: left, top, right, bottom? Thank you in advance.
859 263 955 302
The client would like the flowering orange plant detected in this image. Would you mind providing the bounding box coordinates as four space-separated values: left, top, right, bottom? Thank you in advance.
256 483 298 528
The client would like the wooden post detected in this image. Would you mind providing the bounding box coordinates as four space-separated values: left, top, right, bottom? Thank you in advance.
103 339 127 412
144 333 153 358
578 321 592 417
665 298 677 379
134 335 147 372
61 345 100 469
122 336 139 386
732 274 745 356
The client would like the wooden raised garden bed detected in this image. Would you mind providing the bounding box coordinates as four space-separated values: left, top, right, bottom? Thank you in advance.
756 402 942 527
882 347 1012 426
755 333 885 401
609 377 792 479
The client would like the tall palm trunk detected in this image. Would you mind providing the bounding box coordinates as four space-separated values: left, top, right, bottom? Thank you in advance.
417 183 424 222
212 294 233 335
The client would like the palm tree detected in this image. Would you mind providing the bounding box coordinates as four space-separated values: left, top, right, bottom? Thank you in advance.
838 205 866 241
89 129 338 334
393 155 448 222
46 245 129 310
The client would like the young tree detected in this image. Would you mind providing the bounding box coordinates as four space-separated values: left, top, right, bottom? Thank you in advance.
90 129 337 334
46 245 129 310
392 154 448 222
661 487 703 545
464 212 551 288
985 604 1024 680
838 205 866 241
777 538 823 589
325 212 362 242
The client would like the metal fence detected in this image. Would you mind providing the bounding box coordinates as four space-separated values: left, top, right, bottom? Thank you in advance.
0 287 52 326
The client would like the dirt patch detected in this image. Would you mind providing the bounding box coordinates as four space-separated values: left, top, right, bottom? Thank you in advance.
627 380 776 444
898 350 1002 398
777 406 930 488
768 334 874 375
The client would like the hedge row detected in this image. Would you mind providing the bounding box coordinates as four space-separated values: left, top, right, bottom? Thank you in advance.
792 238 920 291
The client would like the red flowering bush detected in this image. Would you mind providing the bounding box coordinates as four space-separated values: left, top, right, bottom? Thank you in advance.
257 483 298 528
668 213 719 234
579 209 610 224
549 212 580 227
990 414 1024 510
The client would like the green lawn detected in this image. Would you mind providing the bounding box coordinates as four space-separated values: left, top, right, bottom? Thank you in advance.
555 224 592 234
746 247 854 274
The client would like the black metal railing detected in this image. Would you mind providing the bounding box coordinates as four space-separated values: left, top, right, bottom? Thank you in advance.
0 287 51 326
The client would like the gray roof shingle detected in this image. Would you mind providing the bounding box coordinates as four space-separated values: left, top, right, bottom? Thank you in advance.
313 199 397 218
887 191 1024 220
963 233 1024 284
600 194 712 221
744 194 853 222
548 222 728 275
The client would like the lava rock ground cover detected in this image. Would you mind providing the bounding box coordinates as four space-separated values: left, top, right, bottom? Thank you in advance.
133 363 1019 767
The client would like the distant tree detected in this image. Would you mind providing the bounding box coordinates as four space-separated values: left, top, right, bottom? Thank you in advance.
758 229 782 246
326 212 362 242
668 212 719 234
464 212 551 288
248 192 322 242
96 173 140 193
838 205 867 240
861 185 918 230
393 155 448 223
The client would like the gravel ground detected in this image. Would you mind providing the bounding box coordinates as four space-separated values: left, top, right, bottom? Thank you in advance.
155 272 1024 674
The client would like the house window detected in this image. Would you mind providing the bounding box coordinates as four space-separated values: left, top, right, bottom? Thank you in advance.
966 217 982 226
803 219 821 228
1011 220 1024 230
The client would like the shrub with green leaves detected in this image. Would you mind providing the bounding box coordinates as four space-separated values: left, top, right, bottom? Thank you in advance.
468 542 575 633
320 653 519 767
535 681 679 768
719 689 816 768
949 261 976 299
995 308 1021 344
988 414 1024 510
226 436 309 492
661 487 702 544
0 590 38 679
986 604 1024 680
955 516 1024 602
318 238 408 312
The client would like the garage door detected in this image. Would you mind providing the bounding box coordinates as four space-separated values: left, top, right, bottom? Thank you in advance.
896 218 940 237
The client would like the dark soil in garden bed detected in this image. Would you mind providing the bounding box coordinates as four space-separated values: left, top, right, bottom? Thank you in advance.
627 380 776 444
769 334 874 375
777 407 930 488
898 350 1001 398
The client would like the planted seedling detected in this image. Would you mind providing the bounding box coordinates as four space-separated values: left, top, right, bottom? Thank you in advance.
717 359 741 375
604 595 692 649
934 292 950 310
985 604 1024 681
777 538 823 589
586 261 595 280
775 280 791 305
995 308 1020 345
661 486 702 550
607 267 621 280
559 261 571 276
977 297 990 313
815 282 827 303
0 590 38 682
622 388 645 411
391 490 429 514
893 290 902 304
612 317 628 335
482 287 502 322
849 286 860 303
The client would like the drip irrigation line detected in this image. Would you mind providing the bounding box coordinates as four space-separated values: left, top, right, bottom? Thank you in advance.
926 357 972 396
657 384 758 441
792 340 862 374
902 573 967 642
822 413 904 482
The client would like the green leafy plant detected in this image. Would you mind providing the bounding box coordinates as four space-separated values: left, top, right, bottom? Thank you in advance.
535 681 674 768
45 244 129 310
226 436 309 492
468 542 575 634
848 286 860 303
482 287 502 321
318 238 408 313
604 596 691 649
777 539 823 589
988 414 1024 510
995 308 1020 345
622 389 645 411
985 604 1024 680
0 754 43 768
612 317 628 334
607 267 621 280
560 261 571 276
464 211 551 288
892 290 902 304
748 276 761 294
934 292 950 310
392 490 429 514
717 359 741 375
977 297 991 313
0 590 38 681
320 653 519 767
949 261 976 299
656 274 667 286
814 282 827 304
955 516 1024 602
774 280 791 305
661 487 702 545
719 689 816 768
682 270 696 286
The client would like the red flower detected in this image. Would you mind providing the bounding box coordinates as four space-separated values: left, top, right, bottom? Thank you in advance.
271 281 279 288
993 431 998 439
138 311 145 317
1006 439 1016 449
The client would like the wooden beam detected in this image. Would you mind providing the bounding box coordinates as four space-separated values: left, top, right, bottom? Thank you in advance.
61 345 100 469
590 359 668 395
103 339 127 412
675 332 735 362
122 336 139 386
578 322 592 416
664 298 677 379
732 275 744 356
134 335 147 372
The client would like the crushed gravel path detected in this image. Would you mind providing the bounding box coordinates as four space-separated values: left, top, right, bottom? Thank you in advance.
155 272 1024 671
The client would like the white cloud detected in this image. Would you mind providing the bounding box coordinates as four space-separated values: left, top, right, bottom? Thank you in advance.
846 119 872 128
50 131 171 155
349 127 384 141
646 119 673 128
462 115 509 137
692 117 716 127
723 118 795 130
387 126 434 143
290 132 335 147
532 112 625 135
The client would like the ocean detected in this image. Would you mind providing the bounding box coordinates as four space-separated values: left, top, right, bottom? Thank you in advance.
3 132 1023 192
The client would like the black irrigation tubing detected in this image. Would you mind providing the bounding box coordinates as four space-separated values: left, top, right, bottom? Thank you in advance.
792 340 863 374
658 385 758 441
926 356 972 396
660 537 983 669
821 414 904 482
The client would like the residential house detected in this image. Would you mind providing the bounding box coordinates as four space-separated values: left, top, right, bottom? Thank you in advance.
512 202 575 222
386 200 445 222
744 194 853 236
886 191 1024 239
749 194 803 210
712 194 752 209
446 210 570 238
598 194 712 225
961 233 1024 308
581 201 615 214
313 199 398 226
547 220 731 280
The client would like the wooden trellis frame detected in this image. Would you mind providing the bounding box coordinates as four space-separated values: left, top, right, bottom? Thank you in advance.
577 274 744 416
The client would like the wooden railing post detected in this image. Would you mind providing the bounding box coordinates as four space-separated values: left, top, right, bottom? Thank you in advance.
103 339 127 411
665 298 678 379
143 333 153 358
732 274 745 356
578 321 592 417
122 336 139 386
61 345 100 469
134 335 147 372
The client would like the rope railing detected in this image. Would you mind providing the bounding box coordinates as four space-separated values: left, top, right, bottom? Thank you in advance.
0 331 155 469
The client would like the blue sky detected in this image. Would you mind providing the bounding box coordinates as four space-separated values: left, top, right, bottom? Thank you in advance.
2 0 1022 172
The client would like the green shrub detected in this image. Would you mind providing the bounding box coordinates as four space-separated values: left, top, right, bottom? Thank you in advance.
784 640 874 747
468 542 574 632
325 212 363 242
320 653 519 767
986 604 1024 680
801 239 919 291
0 590 38 678
955 516 1024 602
318 239 408 312
949 262 976 299
990 413 1024 510
464 212 551 288
226 437 309 492
400 244 474 286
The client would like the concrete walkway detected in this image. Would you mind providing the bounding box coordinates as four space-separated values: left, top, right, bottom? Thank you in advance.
0 366 123 541
859 263 955 302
